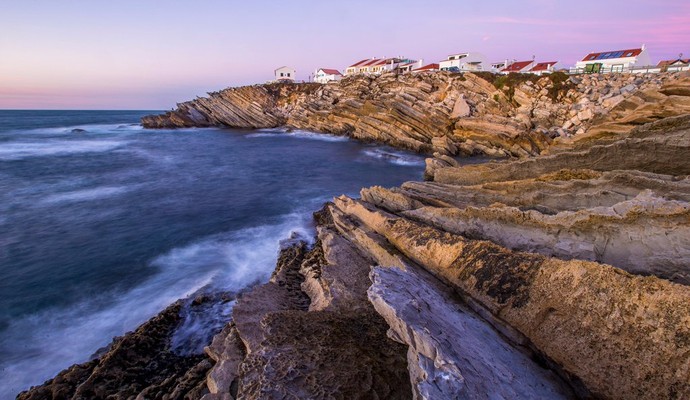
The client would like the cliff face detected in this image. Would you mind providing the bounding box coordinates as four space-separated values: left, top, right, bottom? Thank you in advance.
24 76 690 399
143 71 690 157
198 115 689 400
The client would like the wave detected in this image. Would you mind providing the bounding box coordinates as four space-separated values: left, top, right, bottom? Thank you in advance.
0 210 314 398
361 148 426 166
40 186 132 204
8 123 145 136
246 129 349 142
0 139 128 161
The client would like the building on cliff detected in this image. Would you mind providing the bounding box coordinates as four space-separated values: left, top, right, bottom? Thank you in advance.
572 45 652 73
439 52 488 72
500 60 536 74
313 68 343 84
274 66 296 82
412 63 439 72
658 56 690 72
344 57 419 75
528 61 562 75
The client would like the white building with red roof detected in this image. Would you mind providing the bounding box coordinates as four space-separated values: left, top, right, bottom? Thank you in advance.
574 45 652 73
500 60 535 74
314 68 343 84
344 57 419 76
528 61 563 75
439 52 488 72
657 56 690 72
413 63 439 73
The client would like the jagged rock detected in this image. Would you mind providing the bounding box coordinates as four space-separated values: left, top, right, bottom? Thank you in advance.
368 265 573 400
144 72 688 157
433 115 690 184
331 195 690 400
18 302 213 400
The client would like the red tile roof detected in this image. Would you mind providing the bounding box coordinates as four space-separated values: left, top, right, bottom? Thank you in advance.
319 68 342 75
581 48 642 62
414 63 439 71
502 61 533 72
657 58 690 67
348 59 370 68
530 61 558 72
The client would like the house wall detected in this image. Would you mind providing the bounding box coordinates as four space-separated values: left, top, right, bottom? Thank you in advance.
314 70 342 84
439 53 488 72
275 67 296 81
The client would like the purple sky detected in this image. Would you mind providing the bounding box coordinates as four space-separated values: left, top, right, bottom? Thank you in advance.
1 0 688 109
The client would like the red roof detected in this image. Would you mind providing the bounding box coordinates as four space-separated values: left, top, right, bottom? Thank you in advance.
348 59 370 68
657 58 690 67
414 63 439 71
319 68 342 75
530 61 558 72
581 48 642 62
502 60 533 72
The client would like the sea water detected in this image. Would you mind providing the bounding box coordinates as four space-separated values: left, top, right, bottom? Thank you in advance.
0 110 434 398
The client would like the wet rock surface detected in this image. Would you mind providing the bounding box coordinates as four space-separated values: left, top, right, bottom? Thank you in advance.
17 300 218 400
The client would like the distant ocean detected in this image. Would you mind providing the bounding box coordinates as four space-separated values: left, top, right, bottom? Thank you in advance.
0 110 427 398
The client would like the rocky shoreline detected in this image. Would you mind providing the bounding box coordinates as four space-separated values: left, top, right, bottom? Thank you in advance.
142 71 690 159
21 73 690 399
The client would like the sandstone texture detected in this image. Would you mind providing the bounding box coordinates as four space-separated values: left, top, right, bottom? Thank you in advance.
143 71 690 158
27 75 690 399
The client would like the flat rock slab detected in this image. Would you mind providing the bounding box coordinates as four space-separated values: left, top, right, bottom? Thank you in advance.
369 266 574 400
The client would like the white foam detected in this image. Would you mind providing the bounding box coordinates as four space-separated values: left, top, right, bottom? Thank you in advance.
362 148 425 166
246 129 349 142
0 210 314 398
11 123 145 136
0 140 128 161
41 186 132 204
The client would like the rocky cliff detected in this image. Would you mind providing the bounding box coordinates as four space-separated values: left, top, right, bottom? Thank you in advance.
196 114 689 400
142 71 690 158
23 75 690 399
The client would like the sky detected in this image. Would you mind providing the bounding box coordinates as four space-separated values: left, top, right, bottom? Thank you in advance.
1 0 688 110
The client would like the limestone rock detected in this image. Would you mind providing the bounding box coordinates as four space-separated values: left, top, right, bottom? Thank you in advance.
368 265 573 400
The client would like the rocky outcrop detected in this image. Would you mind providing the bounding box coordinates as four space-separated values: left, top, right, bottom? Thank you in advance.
201 236 413 400
143 71 690 158
330 193 690 399
196 115 690 400
18 300 216 400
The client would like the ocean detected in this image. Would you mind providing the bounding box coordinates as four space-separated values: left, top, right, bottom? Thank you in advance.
0 110 431 398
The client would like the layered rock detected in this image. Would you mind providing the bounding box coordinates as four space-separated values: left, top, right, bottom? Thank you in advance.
330 194 690 399
143 71 690 158
201 236 413 400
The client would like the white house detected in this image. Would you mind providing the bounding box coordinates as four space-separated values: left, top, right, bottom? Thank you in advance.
573 45 652 73
396 59 424 73
412 63 439 73
344 57 419 76
439 52 488 72
658 57 690 72
491 60 514 73
275 66 296 82
314 68 343 84
528 61 562 75
500 60 535 74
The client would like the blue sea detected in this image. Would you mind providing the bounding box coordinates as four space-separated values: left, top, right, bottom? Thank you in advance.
0 110 433 398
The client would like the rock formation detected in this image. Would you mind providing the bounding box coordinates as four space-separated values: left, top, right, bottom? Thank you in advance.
17 299 217 400
25 75 690 399
143 71 690 158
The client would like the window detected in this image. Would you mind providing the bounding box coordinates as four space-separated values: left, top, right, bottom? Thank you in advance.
280 72 284 77
287 73 291 77
625 52 634 57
